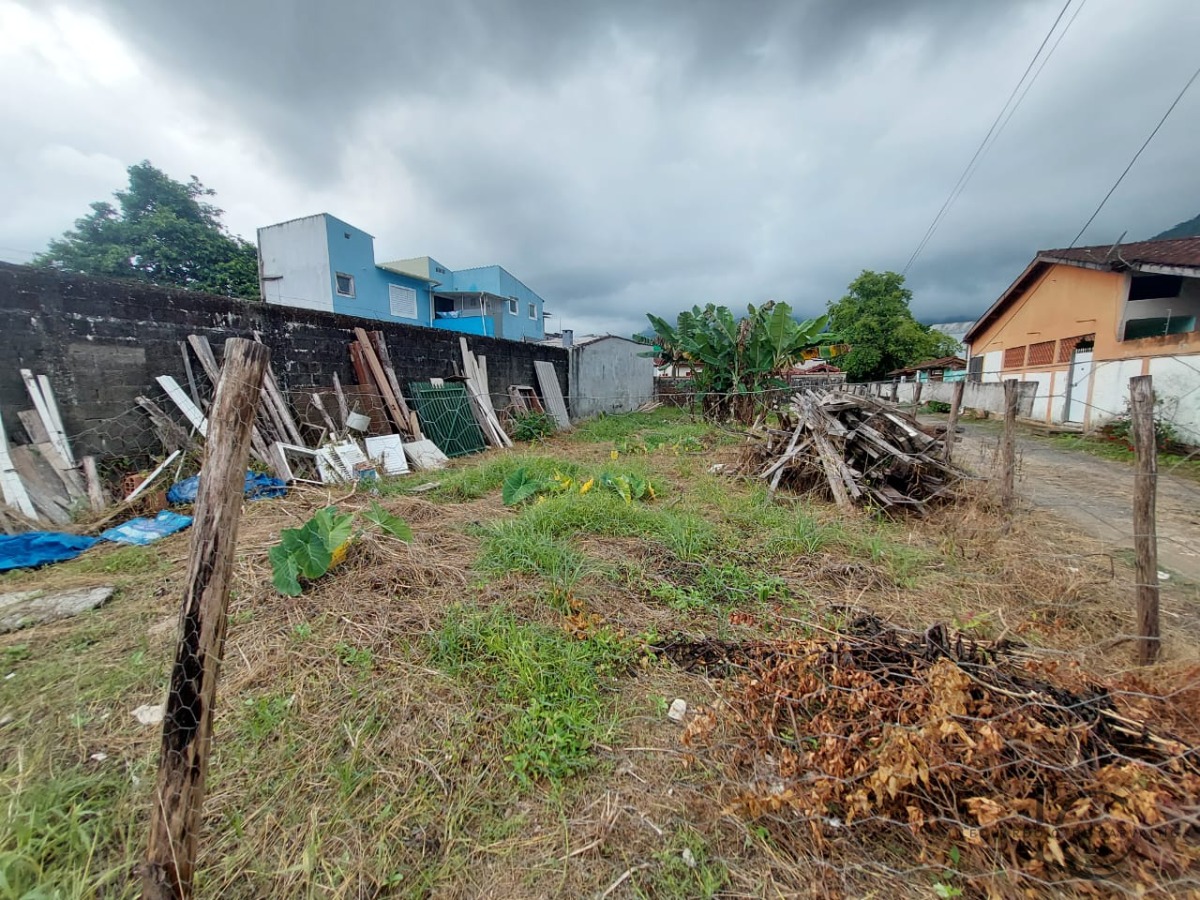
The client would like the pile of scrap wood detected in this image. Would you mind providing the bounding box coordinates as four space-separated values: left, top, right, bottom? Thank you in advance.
0 369 105 532
739 390 964 511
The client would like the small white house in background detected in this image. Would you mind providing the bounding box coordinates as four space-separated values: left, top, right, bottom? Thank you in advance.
537 333 654 419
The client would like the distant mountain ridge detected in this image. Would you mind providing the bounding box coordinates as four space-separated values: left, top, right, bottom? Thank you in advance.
1152 212 1200 240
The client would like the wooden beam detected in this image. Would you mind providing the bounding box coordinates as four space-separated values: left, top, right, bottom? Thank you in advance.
0 402 36 519
998 379 1017 513
1129 374 1160 666
331 372 349 427
82 456 106 512
143 338 269 900
943 380 964 464
353 328 410 436
156 376 209 437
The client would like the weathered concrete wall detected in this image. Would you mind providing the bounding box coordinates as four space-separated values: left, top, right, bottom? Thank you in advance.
0 263 568 460
570 339 655 419
861 379 1038 418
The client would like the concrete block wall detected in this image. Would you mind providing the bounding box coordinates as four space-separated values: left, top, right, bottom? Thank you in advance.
0 263 568 461
855 379 1038 418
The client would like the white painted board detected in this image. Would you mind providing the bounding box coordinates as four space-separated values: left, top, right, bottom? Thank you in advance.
403 438 448 471
534 361 571 429
365 434 409 475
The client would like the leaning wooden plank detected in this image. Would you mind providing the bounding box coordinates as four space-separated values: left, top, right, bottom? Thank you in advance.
768 408 809 498
0 501 41 535
186 335 222 385
310 393 338 436
82 456 106 512
33 442 86 500
353 328 410 435
263 367 305 446
155 376 208 437
135 397 195 454
36 374 74 467
17 410 50 445
366 331 415 419
0 405 36 519
20 370 71 468
533 361 571 430
125 450 182 502
9 446 71 524
179 341 204 410
810 426 852 510
331 373 349 427
456 342 505 447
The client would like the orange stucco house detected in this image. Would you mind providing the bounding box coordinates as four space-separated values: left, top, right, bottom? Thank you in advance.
963 237 1200 439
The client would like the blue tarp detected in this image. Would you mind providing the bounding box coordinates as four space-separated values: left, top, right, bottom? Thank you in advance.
166 471 287 505
0 532 101 572
100 510 193 546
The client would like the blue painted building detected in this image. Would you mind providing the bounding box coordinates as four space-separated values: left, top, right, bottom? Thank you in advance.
257 213 547 341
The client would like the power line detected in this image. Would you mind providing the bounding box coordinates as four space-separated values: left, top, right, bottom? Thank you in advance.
902 0 1075 276
1069 60 1200 248
993 0 1088 142
914 0 1087 262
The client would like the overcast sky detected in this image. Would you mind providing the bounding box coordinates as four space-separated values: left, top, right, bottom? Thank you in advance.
2 0 1198 336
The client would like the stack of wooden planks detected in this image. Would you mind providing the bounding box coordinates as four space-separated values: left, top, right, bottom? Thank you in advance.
349 328 421 440
0 371 105 530
458 338 511 449
741 391 965 512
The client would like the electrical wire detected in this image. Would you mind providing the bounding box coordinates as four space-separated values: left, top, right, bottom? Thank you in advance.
902 0 1075 276
1068 60 1200 248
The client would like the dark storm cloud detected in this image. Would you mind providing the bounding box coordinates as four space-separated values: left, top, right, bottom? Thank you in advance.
6 0 1200 336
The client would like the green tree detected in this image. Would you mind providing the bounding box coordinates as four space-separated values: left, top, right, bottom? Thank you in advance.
826 270 958 381
34 161 260 300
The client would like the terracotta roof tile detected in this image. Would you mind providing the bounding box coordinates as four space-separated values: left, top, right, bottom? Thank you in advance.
1040 237 1200 269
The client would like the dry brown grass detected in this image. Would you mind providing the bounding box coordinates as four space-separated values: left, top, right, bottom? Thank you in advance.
2 408 1198 898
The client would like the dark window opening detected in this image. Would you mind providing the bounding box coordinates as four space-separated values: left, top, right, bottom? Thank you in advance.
1123 316 1196 340
967 356 983 383
335 272 355 297
1128 273 1183 301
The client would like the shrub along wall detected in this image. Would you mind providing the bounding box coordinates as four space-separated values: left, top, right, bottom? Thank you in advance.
0 263 569 460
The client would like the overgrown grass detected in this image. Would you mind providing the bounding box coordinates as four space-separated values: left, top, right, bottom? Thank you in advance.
631 829 730 899
571 407 717 447
482 490 723 576
429 607 625 784
381 453 584 502
0 766 142 899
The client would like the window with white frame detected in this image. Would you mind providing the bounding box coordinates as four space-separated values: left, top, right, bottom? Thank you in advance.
507 297 518 315
389 284 417 319
528 302 537 320
335 272 355 297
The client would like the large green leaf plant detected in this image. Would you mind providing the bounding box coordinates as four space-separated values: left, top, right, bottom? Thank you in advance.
269 503 412 596
646 301 830 423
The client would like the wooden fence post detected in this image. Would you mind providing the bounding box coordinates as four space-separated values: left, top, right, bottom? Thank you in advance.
943 380 964 464
998 379 1018 512
1129 374 1160 665
143 338 270 900
890 380 898 403
912 381 923 412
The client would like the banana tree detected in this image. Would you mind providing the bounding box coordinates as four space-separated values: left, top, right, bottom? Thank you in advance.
646 301 831 424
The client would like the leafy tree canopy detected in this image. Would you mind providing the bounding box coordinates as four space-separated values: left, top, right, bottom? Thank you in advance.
34 161 259 300
826 270 959 381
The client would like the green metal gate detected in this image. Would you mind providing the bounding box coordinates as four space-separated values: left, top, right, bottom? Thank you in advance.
408 382 486 457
